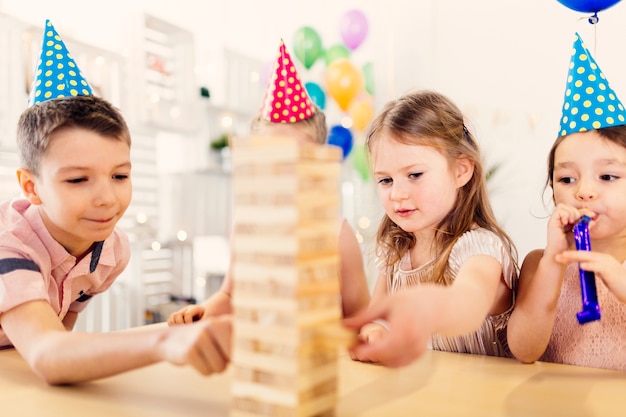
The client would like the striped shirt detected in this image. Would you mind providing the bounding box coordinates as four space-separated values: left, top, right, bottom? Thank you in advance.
0 198 130 347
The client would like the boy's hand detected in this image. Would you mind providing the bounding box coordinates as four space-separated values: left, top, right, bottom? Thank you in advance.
160 315 232 375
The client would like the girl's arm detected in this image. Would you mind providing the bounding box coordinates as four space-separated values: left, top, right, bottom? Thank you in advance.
346 254 503 366
352 269 389 358
338 218 370 317
168 269 233 325
507 249 565 363
2 300 231 385
507 203 590 363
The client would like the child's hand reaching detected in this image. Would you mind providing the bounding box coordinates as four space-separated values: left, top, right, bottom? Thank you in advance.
168 304 207 325
343 290 433 367
359 321 388 344
159 315 232 375
349 321 389 363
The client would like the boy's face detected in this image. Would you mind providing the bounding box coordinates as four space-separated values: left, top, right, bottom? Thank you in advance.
19 127 132 258
553 130 626 241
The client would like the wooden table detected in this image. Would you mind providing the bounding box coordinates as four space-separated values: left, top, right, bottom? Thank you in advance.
1 347 624 416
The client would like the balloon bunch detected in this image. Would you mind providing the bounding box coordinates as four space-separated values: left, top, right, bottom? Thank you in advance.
291 9 375 180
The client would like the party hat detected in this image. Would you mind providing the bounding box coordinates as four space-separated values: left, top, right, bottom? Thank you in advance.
558 32 626 137
260 39 315 123
28 19 93 107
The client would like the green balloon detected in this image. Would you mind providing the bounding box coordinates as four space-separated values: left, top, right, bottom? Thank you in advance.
325 44 350 67
362 62 374 95
293 26 323 70
351 143 370 181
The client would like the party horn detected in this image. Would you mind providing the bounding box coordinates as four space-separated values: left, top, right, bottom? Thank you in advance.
573 215 601 324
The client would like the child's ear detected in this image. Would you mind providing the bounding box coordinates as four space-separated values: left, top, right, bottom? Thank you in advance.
455 156 474 188
16 168 42 205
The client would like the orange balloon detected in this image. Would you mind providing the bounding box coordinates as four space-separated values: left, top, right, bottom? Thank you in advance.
325 59 363 111
349 99 374 131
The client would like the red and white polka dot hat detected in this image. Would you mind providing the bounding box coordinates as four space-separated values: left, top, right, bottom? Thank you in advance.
260 39 315 123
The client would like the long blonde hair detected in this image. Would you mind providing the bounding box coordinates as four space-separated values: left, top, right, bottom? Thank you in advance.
366 90 517 284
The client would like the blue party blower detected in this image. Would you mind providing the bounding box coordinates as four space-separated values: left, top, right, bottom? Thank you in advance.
573 215 601 324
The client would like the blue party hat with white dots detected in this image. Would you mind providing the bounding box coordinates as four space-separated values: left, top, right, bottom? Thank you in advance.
27 20 93 107
558 32 626 137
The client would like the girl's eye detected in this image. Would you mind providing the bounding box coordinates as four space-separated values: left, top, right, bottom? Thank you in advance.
113 174 129 180
409 172 423 179
377 177 392 185
557 176 575 184
600 174 618 181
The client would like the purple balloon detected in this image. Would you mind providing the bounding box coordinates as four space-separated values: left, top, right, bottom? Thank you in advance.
340 9 369 51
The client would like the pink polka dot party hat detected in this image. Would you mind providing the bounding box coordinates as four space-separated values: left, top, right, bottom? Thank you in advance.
28 19 93 107
260 39 315 123
558 32 626 137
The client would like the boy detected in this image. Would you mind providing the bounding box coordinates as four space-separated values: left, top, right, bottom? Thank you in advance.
0 20 231 385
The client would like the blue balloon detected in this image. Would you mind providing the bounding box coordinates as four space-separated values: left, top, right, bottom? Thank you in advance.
327 125 353 160
305 81 326 110
556 0 621 12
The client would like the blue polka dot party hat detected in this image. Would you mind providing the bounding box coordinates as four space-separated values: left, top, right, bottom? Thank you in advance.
27 19 93 107
558 32 626 137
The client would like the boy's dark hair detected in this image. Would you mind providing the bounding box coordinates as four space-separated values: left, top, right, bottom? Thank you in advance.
16 95 131 175
249 107 328 145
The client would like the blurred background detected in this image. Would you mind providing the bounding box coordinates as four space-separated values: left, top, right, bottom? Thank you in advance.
1 0 625 330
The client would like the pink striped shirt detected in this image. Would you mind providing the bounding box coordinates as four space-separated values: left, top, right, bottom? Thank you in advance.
0 198 130 347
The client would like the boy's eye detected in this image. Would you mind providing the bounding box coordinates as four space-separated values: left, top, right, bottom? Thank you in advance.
66 178 87 184
600 174 618 181
377 177 392 185
409 172 423 179
113 174 129 180
557 176 575 184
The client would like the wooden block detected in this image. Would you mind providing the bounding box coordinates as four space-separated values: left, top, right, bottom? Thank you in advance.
232 255 340 285
234 280 340 299
233 232 338 257
232 362 337 391
231 135 342 417
231 135 342 164
314 322 359 348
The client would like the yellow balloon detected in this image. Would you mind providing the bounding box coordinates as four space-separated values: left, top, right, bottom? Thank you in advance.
325 59 363 111
349 99 374 131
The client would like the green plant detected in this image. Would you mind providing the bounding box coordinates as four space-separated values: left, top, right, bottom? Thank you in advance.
210 133 229 151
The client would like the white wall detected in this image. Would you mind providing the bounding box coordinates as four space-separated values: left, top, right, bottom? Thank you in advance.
3 0 626 260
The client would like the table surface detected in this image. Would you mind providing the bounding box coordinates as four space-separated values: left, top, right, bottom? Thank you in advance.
2 346 625 417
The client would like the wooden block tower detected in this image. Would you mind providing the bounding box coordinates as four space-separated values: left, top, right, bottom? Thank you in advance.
230 135 343 417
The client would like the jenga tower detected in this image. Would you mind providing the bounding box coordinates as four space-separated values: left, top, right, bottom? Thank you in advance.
230 135 343 417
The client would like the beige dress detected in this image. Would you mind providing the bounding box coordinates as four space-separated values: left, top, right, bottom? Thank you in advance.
541 263 626 371
386 228 517 358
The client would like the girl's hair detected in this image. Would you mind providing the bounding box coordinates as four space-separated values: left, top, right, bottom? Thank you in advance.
366 90 517 284
250 106 328 145
16 95 131 176
546 125 626 190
